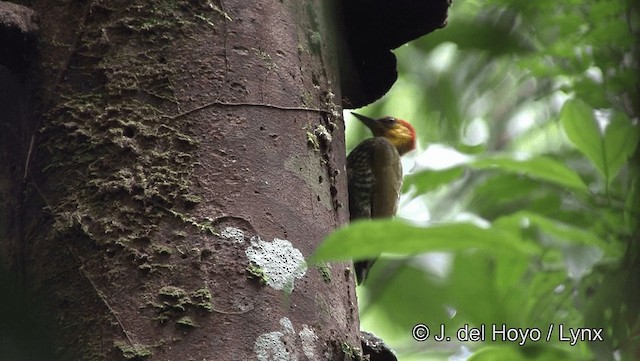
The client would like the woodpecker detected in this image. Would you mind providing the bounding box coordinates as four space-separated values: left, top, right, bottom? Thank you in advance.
347 112 416 284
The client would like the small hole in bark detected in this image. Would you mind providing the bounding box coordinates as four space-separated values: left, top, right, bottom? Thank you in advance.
123 126 135 138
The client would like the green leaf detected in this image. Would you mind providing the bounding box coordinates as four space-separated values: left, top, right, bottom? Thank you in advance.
470 155 588 192
494 211 623 258
311 220 539 263
625 177 640 231
561 99 638 184
468 173 562 220
573 76 609 108
359 263 453 341
603 112 639 182
445 253 524 325
468 346 524 361
560 99 606 176
403 167 464 195
469 345 579 361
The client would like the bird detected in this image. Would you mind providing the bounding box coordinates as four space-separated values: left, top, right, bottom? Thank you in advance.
346 112 416 283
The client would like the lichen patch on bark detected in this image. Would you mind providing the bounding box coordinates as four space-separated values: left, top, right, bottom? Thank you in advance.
245 236 307 292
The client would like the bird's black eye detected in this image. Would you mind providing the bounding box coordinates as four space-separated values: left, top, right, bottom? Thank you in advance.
382 117 396 125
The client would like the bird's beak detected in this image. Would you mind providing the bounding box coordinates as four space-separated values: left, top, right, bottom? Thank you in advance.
351 112 376 127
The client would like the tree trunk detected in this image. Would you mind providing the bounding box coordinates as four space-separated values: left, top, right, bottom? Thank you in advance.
1 1 358 360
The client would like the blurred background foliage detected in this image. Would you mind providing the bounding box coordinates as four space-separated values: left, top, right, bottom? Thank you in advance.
320 0 640 359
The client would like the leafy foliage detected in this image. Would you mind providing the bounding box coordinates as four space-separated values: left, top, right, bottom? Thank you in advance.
322 0 640 359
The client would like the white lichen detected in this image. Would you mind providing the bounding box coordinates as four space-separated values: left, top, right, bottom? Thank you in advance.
254 318 295 361
280 317 295 335
220 226 245 243
245 237 307 292
255 332 292 360
254 318 318 361
313 124 332 145
299 325 318 359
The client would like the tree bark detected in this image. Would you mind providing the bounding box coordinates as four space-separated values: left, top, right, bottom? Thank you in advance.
1 0 359 360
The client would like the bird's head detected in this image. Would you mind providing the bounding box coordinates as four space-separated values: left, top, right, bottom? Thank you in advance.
351 112 416 155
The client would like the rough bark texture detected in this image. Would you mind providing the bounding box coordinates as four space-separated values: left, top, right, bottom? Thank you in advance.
2 0 359 360
1 0 453 359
